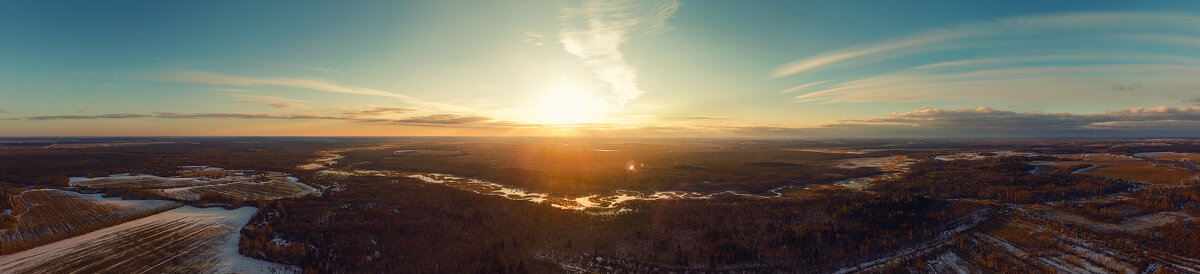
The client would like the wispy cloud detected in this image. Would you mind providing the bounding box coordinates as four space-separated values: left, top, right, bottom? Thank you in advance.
281 64 341 74
553 105 1200 138
154 70 474 114
778 80 829 94
700 106 1200 138
774 12 1200 78
775 12 1200 105
161 71 407 98
391 114 492 125
814 106 1200 137
22 110 523 128
339 106 416 117
522 30 545 47
664 116 729 120
233 100 307 109
774 31 958 78
208 88 249 93
793 64 1200 103
157 112 337 120
231 94 311 109
559 0 680 106
25 113 154 120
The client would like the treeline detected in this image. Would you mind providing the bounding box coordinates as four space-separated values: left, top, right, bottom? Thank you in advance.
872 158 1130 204
0 186 20 229
593 190 982 271
239 175 575 273
1127 185 1200 216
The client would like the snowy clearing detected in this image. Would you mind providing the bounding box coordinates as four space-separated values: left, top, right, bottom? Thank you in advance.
0 206 297 273
70 166 318 201
0 189 179 252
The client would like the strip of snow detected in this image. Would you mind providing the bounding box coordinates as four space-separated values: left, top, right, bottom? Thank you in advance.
1 189 179 246
71 168 319 201
0 206 297 273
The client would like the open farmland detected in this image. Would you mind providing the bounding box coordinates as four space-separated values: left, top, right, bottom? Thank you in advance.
156 176 317 202
71 166 319 202
0 206 295 273
1037 153 1200 185
1085 165 1198 186
0 189 179 254
1136 152 1200 162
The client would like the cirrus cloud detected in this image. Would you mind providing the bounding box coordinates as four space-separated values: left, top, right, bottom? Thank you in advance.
775 12 1200 106
559 0 680 106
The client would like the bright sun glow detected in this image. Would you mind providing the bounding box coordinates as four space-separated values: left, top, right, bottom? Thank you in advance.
535 84 610 125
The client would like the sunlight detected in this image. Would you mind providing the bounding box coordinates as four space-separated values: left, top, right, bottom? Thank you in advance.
535 83 610 125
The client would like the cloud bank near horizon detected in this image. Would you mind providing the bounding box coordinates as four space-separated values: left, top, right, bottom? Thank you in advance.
18 105 1200 138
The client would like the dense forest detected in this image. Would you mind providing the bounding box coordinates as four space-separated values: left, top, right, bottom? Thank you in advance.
240 172 983 272
872 157 1132 203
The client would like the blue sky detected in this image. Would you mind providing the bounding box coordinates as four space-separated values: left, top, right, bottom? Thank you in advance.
2 0 1200 137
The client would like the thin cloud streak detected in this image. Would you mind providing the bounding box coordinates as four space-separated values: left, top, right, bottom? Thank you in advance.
716 106 1200 138
162 71 408 98
664 116 729 120
155 70 475 114
559 0 680 106
778 80 829 94
208 88 249 93
391 114 492 125
20 111 531 128
773 12 1200 78
339 106 416 117
793 64 1200 103
25 113 154 120
233 100 307 109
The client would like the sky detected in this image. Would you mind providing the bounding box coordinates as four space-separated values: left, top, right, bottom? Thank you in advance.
2 0 1200 138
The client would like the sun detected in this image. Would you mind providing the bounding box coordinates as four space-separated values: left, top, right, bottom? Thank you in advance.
535 84 609 125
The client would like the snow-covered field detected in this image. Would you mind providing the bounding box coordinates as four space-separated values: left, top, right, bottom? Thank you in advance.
1039 210 1194 232
0 189 179 250
934 150 1039 161
70 166 318 201
0 206 296 273
832 156 913 190
785 148 869 154
156 175 318 201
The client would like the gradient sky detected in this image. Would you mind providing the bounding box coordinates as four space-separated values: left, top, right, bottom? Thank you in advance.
2 0 1200 137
